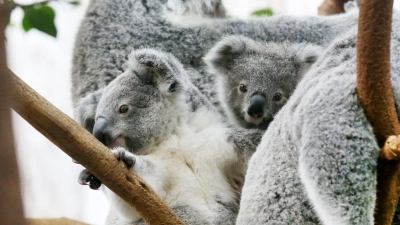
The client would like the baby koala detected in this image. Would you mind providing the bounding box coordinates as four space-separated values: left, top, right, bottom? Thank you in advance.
76 49 262 224
204 36 322 129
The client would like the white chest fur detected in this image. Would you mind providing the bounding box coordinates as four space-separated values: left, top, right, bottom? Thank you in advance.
103 108 242 223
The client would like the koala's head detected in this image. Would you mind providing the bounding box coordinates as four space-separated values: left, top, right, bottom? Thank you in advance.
167 0 226 18
76 49 195 153
204 36 322 129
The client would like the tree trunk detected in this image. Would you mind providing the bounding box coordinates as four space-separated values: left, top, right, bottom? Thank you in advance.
0 3 25 225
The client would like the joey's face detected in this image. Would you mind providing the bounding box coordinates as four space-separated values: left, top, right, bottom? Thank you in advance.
90 49 189 153
204 36 322 130
221 54 298 129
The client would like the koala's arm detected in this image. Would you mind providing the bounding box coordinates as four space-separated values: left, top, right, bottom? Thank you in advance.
295 35 378 225
102 148 168 223
298 100 378 225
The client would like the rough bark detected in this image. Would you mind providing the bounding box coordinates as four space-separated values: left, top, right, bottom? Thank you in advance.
381 135 400 160
26 218 87 225
318 0 350 16
356 0 400 224
10 71 183 225
0 3 26 225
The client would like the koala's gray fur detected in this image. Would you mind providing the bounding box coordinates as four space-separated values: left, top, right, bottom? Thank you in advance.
237 9 400 225
72 0 359 115
76 49 263 224
204 36 322 129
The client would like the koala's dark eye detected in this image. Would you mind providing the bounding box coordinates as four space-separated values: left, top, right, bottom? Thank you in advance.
272 92 282 102
119 105 129 114
169 82 177 93
239 84 247 93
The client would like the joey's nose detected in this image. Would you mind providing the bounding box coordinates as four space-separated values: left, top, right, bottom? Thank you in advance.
247 94 267 119
93 118 112 146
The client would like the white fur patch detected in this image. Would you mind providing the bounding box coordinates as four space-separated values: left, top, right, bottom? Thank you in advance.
104 106 240 222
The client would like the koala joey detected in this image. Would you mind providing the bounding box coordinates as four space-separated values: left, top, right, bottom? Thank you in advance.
76 49 263 224
204 36 323 129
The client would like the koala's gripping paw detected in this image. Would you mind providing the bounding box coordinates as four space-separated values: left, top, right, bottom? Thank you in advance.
77 148 136 190
112 148 136 169
78 169 102 190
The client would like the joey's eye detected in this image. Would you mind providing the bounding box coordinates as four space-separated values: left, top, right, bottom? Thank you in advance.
119 105 129 114
272 92 282 102
239 84 247 92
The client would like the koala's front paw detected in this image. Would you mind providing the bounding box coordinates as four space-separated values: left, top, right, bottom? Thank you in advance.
78 169 102 190
112 148 136 169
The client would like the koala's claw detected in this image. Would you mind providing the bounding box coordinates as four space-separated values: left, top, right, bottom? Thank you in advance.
78 169 102 190
112 148 136 169
78 169 91 185
89 177 102 190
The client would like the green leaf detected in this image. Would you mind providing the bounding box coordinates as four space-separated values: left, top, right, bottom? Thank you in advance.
251 8 274 17
68 1 80 6
22 5 57 37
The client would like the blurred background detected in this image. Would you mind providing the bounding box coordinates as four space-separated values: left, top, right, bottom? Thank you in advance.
6 0 400 224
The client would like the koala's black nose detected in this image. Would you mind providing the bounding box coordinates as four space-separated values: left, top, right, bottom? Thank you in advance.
247 94 267 119
93 118 112 146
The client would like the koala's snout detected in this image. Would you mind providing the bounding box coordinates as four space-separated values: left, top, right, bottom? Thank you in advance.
247 94 267 119
93 118 112 146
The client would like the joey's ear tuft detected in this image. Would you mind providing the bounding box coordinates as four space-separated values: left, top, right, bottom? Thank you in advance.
291 43 323 77
74 88 103 133
292 43 323 65
204 36 254 73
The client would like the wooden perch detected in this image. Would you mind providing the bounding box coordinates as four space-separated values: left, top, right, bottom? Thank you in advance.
381 135 400 160
0 3 25 225
318 0 350 16
26 218 88 225
356 0 400 224
9 70 184 225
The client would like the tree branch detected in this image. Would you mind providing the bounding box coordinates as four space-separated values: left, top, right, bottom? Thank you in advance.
318 0 350 16
356 0 400 224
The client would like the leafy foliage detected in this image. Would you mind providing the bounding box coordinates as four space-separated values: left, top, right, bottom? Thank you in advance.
22 5 57 37
251 8 274 17
6 0 80 38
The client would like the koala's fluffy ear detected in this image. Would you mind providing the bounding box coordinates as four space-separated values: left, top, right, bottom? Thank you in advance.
291 43 323 75
128 49 186 94
204 36 253 74
74 89 103 133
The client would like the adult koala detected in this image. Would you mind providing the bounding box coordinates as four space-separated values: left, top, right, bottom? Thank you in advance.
204 36 322 130
72 0 359 114
237 10 400 225
76 49 263 224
